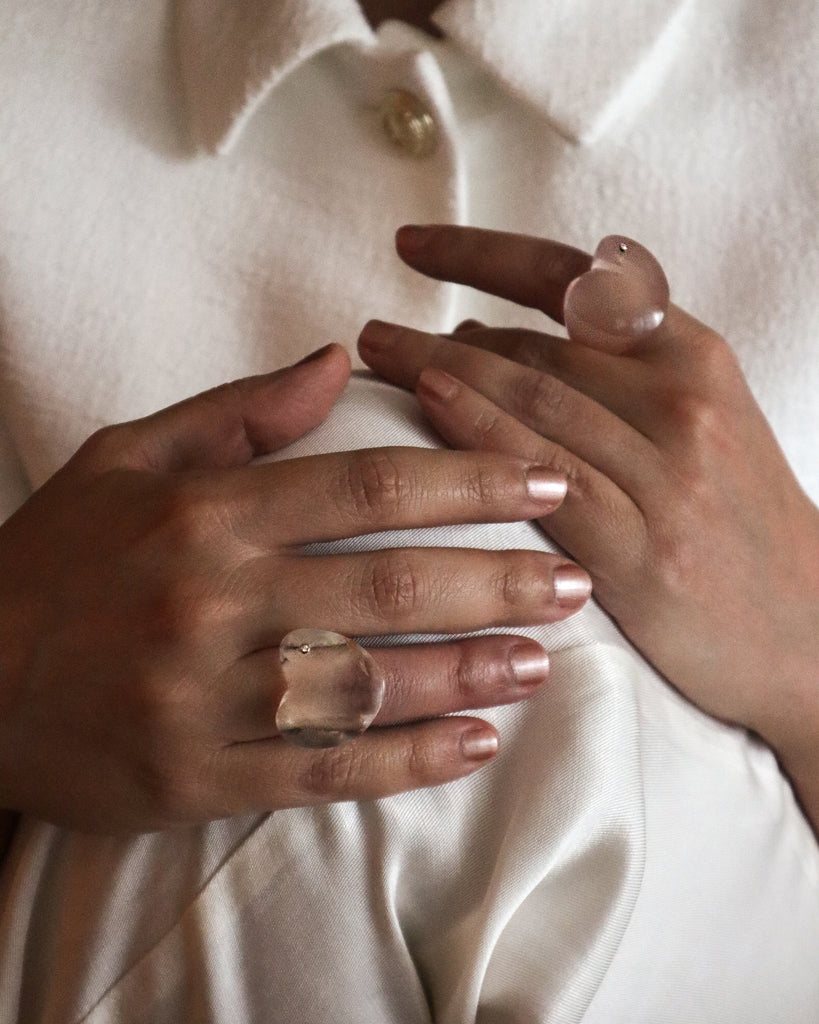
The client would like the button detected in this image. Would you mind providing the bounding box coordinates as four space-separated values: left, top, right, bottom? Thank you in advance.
380 89 439 158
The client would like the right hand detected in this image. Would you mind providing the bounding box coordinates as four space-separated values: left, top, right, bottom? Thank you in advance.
0 344 590 833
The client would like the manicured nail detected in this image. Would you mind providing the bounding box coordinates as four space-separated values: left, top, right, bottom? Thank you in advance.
453 318 485 333
396 224 432 254
294 343 335 366
509 644 550 688
525 467 567 506
359 319 397 355
461 727 499 762
417 367 459 402
553 564 593 608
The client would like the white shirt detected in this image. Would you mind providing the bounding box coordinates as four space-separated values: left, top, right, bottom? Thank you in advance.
0 1 818 1021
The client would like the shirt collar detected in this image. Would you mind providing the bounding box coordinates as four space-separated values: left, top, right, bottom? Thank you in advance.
176 0 693 154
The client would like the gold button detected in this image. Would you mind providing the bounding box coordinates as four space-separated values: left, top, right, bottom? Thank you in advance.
380 89 439 158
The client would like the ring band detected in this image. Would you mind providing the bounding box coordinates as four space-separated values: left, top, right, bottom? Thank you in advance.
276 628 385 749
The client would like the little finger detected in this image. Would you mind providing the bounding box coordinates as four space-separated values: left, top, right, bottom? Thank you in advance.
219 716 501 814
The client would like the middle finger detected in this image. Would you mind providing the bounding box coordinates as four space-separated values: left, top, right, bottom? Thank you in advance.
244 545 592 646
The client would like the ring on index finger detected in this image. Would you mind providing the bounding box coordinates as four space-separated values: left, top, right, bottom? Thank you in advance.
563 236 670 351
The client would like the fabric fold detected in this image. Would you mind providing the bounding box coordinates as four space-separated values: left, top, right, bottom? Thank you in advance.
434 0 695 143
175 0 373 153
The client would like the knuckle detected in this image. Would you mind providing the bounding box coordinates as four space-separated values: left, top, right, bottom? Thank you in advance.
76 424 129 469
492 551 550 623
142 572 221 647
664 390 723 446
404 735 435 783
343 449 409 522
301 748 358 798
129 698 203 820
128 669 194 741
452 648 492 702
458 460 507 506
511 371 566 426
135 754 200 822
649 527 698 595
358 550 427 623
156 478 218 550
511 331 554 369
689 326 736 375
469 406 506 450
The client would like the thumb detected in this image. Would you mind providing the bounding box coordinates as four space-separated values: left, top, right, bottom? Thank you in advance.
80 344 351 473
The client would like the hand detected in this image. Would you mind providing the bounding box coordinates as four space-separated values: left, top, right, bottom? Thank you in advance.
358 225 819 823
0 343 589 834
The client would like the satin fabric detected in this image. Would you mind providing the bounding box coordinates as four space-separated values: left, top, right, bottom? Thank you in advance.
1 378 817 1022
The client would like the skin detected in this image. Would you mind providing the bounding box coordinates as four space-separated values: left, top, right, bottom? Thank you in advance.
0 343 590 837
359 224 819 835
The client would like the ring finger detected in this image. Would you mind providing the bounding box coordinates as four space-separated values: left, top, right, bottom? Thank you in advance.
222 634 552 742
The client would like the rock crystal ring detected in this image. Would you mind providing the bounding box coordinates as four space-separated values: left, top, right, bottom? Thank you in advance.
563 236 670 351
276 629 386 749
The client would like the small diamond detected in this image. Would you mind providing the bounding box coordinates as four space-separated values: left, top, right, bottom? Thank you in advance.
619 242 628 253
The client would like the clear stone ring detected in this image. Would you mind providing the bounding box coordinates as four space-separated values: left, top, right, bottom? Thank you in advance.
276 629 386 749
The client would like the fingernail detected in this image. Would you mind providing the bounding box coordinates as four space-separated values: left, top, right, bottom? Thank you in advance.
396 224 432 254
359 319 397 355
525 467 567 506
294 343 334 366
553 564 593 608
461 727 499 762
453 318 485 333
509 644 550 688
417 367 459 402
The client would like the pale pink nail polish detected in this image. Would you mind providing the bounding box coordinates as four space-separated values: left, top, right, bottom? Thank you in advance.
359 320 396 354
461 727 499 762
396 224 432 254
525 467 567 505
509 645 550 687
553 564 592 608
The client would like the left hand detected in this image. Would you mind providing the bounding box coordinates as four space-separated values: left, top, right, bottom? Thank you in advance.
358 224 819 806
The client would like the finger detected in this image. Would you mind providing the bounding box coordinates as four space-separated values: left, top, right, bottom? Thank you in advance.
452 318 486 333
246 546 591 645
563 235 670 355
221 445 569 546
395 225 591 325
217 716 501 814
454 314 744 453
79 344 351 474
221 635 550 741
455 326 663 433
414 368 645 584
359 323 655 491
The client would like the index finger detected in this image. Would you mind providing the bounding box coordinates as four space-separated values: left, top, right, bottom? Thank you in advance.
395 225 592 325
218 446 567 546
